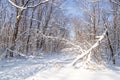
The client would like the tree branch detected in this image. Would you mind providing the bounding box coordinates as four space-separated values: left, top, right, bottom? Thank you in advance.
110 0 120 6
71 29 107 66
27 0 49 8
8 0 26 9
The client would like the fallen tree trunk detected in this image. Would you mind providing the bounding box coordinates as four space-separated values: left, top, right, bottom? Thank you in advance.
71 29 107 66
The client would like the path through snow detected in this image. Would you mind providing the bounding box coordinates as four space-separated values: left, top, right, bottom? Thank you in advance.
0 53 120 80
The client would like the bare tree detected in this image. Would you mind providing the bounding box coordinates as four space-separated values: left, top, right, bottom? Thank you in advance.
8 0 49 57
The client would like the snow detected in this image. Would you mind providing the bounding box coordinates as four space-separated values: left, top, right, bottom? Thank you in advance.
0 53 120 80
26 67 120 80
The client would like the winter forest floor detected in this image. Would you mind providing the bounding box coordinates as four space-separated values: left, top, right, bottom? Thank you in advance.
0 53 120 80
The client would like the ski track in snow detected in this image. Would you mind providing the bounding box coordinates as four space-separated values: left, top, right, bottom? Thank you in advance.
0 54 120 80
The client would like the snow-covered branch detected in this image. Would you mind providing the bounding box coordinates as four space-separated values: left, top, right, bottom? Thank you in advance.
110 0 120 6
6 48 34 58
15 28 84 53
71 29 107 66
27 0 49 8
8 0 26 9
8 0 49 9
21 15 41 23
88 0 99 3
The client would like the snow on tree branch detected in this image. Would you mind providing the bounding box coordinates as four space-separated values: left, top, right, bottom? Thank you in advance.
71 29 108 66
110 0 120 6
27 0 49 8
8 0 49 9
8 0 26 9
88 0 99 3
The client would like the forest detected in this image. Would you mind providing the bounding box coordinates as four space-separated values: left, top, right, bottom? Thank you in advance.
0 0 120 80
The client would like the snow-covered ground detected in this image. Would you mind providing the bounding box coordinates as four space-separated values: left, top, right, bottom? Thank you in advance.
0 53 120 80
